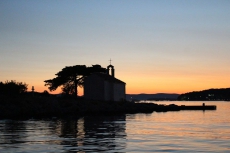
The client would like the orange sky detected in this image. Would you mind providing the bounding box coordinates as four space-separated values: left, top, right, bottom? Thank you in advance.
1 1 230 95
26 67 230 96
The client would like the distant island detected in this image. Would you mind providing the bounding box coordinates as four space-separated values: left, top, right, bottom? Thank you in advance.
126 93 179 101
177 88 230 101
126 88 230 101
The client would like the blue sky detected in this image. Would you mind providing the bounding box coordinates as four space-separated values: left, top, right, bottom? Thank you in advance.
1 0 230 94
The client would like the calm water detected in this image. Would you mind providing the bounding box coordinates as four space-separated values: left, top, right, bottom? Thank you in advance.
0 101 230 153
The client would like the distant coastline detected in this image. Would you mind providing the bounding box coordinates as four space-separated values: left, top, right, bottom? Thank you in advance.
177 88 230 101
126 88 230 101
126 93 179 101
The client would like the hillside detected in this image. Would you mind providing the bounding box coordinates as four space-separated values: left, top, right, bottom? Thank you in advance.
177 88 230 101
126 93 179 101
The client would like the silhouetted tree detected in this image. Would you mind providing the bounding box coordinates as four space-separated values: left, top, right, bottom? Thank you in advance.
44 64 106 96
0 80 28 95
42 90 50 97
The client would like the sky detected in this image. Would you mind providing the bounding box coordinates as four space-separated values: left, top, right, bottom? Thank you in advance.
0 0 230 95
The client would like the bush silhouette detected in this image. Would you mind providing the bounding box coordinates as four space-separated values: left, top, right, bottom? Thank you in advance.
0 80 28 95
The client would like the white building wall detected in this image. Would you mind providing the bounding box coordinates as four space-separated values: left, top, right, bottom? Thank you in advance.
84 74 104 100
104 81 112 101
113 83 126 101
84 73 126 101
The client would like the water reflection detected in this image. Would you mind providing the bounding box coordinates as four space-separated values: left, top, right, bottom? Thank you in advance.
0 120 27 145
1 102 229 152
57 115 127 152
0 115 127 152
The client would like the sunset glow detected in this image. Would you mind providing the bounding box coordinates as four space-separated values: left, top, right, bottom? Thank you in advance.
1 0 229 95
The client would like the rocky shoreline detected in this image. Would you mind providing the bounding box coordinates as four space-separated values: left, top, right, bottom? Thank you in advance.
0 96 216 119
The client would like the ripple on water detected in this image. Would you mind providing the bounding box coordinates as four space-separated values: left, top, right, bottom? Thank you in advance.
0 102 230 152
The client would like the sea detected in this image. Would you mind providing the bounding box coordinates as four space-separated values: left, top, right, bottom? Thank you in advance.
0 101 229 153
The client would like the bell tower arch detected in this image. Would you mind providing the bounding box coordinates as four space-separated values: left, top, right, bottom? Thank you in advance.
107 59 115 77
107 64 115 77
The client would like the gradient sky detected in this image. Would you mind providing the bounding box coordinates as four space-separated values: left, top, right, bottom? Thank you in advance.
1 0 230 95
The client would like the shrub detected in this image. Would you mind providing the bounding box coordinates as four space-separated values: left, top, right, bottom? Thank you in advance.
0 80 28 95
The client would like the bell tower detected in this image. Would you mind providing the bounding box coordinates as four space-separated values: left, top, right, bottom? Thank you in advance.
107 59 115 77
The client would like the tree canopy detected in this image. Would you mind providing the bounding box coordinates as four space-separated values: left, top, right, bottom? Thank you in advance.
44 64 106 96
0 80 28 95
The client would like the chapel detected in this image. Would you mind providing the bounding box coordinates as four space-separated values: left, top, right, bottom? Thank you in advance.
84 64 126 101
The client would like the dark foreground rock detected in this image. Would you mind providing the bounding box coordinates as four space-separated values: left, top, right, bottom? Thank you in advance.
0 96 216 119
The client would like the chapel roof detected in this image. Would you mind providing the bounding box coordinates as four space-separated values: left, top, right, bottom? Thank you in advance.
92 73 126 84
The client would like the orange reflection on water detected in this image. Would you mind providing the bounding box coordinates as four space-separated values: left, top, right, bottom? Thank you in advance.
126 102 230 151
